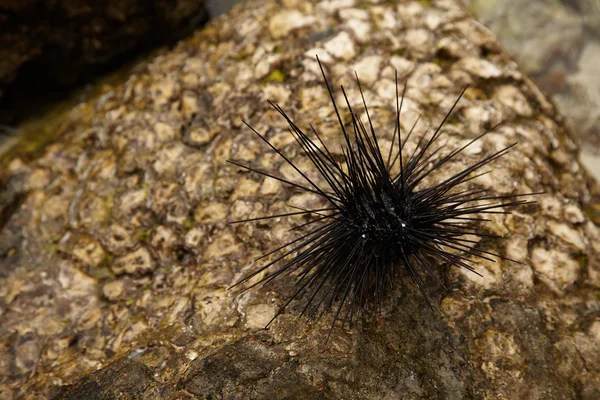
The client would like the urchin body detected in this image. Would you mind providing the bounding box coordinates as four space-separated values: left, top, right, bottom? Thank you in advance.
229 57 534 329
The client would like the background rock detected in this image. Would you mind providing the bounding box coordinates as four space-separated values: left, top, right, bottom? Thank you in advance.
462 0 600 177
0 0 209 124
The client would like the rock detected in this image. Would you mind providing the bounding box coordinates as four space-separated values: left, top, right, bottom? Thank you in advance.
0 0 210 123
111 247 155 276
0 0 599 398
52 358 160 399
58 232 106 268
102 279 125 302
244 304 276 330
565 202 585 224
464 0 600 175
569 0 600 36
268 10 316 39
324 32 357 60
183 335 324 399
531 247 580 294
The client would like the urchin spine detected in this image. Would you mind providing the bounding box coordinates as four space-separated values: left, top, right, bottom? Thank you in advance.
229 57 536 332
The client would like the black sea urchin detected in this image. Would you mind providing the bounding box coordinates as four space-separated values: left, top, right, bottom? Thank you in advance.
229 57 534 331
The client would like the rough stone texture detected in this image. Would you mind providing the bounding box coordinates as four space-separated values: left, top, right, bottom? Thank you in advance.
0 0 599 399
0 0 209 122
52 358 161 399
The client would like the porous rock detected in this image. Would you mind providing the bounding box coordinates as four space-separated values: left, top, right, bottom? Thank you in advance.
0 0 599 398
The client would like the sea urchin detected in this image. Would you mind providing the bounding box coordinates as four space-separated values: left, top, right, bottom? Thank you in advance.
229 57 535 332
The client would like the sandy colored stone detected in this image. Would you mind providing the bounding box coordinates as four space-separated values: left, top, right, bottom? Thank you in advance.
184 227 206 249
547 220 586 250
268 10 316 39
119 189 148 213
25 168 51 190
244 303 277 330
59 232 106 268
111 247 155 276
324 31 356 60
531 247 580 294
455 57 503 78
103 280 125 302
493 84 533 117
104 224 135 254
194 202 228 223
565 203 586 224
259 177 281 195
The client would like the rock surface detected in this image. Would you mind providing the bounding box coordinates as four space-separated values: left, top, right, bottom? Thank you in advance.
1 0 599 399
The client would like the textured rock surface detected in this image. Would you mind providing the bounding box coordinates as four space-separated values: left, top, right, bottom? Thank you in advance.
1 0 599 398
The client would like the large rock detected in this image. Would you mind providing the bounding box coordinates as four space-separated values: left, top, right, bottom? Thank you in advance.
1 0 599 398
463 0 600 159
0 0 209 122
